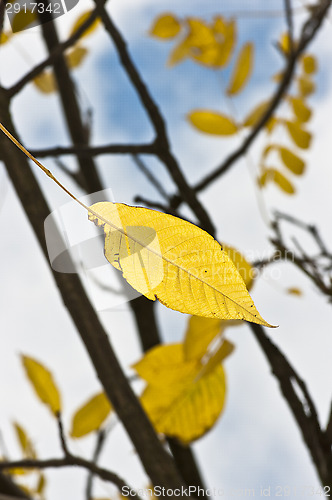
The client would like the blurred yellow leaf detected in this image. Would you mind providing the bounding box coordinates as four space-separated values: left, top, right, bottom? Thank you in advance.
21 355 61 415
298 76 315 97
183 316 224 361
285 121 311 149
302 54 317 74
259 168 295 194
227 42 254 95
88 203 273 326
66 46 88 69
243 101 270 127
70 392 112 438
137 344 227 443
278 147 305 175
150 13 181 39
33 71 57 94
69 10 100 39
11 9 37 33
188 110 237 135
13 422 36 459
287 287 302 296
289 97 312 122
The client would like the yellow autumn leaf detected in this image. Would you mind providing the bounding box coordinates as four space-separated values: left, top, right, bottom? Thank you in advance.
298 76 315 97
259 168 295 194
12 9 37 33
243 101 270 127
33 71 57 94
69 10 100 39
21 355 61 415
13 422 36 459
137 344 227 443
70 392 112 438
285 121 311 149
278 147 305 175
88 202 273 326
287 287 302 296
150 13 181 39
188 110 238 136
302 54 317 74
66 46 88 69
289 97 312 123
183 316 224 361
226 42 254 95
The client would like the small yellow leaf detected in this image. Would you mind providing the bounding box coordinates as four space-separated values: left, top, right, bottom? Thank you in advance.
302 54 317 74
150 13 181 39
137 344 226 443
183 316 224 361
188 110 237 136
278 147 305 175
226 42 254 95
259 168 295 194
13 422 36 459
285 121 311 149
88 202 273 326
12 9 37 33
287 287 302 296
69 10 100 39
298 76 315 97
66 46 88 69
243 101 270 127
289 97 312 122
70 392 112 438
21 355 61 415
33 71 57 94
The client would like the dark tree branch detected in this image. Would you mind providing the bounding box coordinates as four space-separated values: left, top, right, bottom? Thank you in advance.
250 324 332 487
30 142 157 158
0 456 139 498
6 8 101 98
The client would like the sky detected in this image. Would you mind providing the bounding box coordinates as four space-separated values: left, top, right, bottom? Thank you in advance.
1 0 332 498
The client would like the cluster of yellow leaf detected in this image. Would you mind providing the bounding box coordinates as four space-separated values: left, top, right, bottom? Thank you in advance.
150 13 254 137
132 243 254 443
256 35 317 195
0 9 100 94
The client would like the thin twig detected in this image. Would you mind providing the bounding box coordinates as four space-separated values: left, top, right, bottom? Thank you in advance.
0 456 139 498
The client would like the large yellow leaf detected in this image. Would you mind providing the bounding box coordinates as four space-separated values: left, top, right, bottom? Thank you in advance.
285 121 311 149
259 168 295 195
226 42 253 95
289 97 312 123
150 13 181 39
70 392 112 438
278 147 305 175
188 110 237 135
88 202 273 326
243 101 270 127
136 344 227 443
66 46 88 69
69 10 100 39
12 9 37 32
33 71 57 94
21 355 61 415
